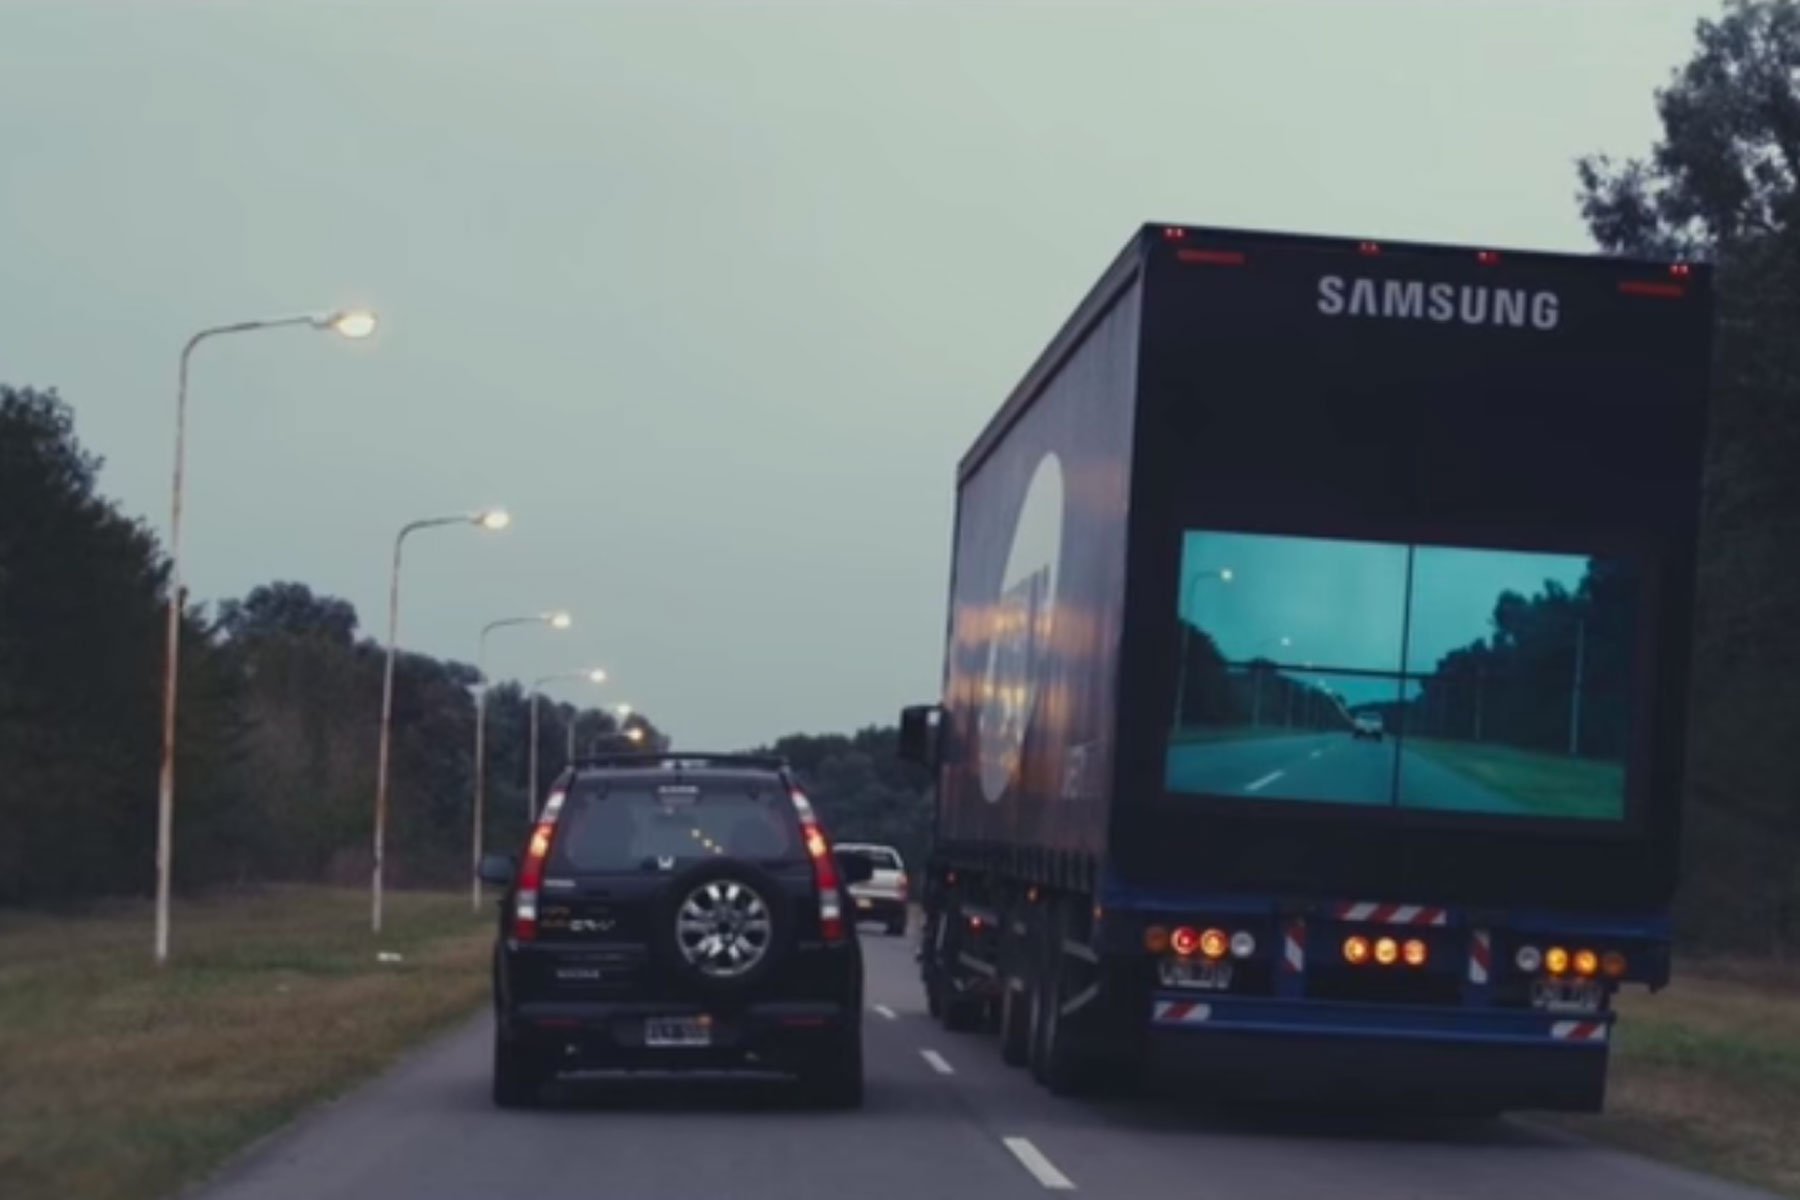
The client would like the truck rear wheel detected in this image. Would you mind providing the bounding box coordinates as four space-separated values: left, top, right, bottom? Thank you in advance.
1029 905 1098 1096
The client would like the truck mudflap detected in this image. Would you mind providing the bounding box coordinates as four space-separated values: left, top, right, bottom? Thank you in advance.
1146 992 1610 1112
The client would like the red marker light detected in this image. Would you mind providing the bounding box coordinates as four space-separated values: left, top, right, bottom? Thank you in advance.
1162 227 1187 241
1170 926 1202 957
1670 262 1692 278
1477 250 1501 266
1358 241 1381 256
1176 248 1247 267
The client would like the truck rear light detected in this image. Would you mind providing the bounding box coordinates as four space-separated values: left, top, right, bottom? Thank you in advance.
1601 951 1628 979
513 789 567 942
1358 240 1381 256
1477 250 1501 266
1573 949 1599 977
1373 937 1399 966
1144 925 1171 954
1176 248 1247 267
1343 935 1371 965
1198 928 1229 960
792 790 845 943
1515 944 1543 973
1544 946 1570 976
1229 930 1256 959
1170 926 1202 957
1619 279 1685 299
1402 938 1428 967
897 875 909 903
1670 261 1692 278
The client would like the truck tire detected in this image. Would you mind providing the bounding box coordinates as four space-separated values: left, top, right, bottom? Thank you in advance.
1029 905 1097 1097
999 976 1031 1066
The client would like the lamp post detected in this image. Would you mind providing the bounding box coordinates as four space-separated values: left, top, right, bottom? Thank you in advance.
1171 566 1233 731
471 611 571 912
154 307 377 966
529 669 607 820
1250 635 1292 728
371 507 510 935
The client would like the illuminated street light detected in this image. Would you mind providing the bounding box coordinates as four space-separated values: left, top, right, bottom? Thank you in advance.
370 509 509 935
530 668 610 817
154 305 379 966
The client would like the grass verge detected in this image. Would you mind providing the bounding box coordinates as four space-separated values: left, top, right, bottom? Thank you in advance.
1558 961 1800 1197
1404 738 1624 818
0 885 490 1200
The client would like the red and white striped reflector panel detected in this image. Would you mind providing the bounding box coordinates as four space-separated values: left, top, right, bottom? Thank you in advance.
1332 902 1449 927
1153 999 1214 1025
1550 1020 1608 1043
1283 918 1306 974
1468 929 1492 985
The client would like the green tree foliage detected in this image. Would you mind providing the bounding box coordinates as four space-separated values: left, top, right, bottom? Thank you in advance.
0 391 667 906
1579 0 1800 949
756 727 934 869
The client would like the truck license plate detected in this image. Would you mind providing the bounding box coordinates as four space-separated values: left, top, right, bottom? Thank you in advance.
645 1016 711 1047
1532 980 1604 1012
1161 958 1233 990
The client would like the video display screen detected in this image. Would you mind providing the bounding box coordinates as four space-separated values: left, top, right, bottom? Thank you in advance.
1165 530 1634 821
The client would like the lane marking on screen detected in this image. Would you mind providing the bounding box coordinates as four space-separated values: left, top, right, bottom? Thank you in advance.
1245 770 1285 792
1002 1137 1076 1190
1309 750 1324 760
921 1049 955 1075
873 1004 898 1020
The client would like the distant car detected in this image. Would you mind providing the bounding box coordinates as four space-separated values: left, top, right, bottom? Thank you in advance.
478 752 873 1109
1352 714 1385 742
838 843 909 936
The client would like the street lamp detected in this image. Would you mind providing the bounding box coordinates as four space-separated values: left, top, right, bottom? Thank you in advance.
471 611 571 912
370 507 509 936
1171 566 1233 732
153 307 378 966
529 669 608 818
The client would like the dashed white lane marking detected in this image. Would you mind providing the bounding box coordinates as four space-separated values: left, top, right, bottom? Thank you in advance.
920 1049 955 1075
873 1004 898 1020
1003 1137 1076 1190
1308 749 1324 759
1245 769 1285 792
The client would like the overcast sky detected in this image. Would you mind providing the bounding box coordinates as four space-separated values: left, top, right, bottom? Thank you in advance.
0 1 1710 748
1179 530 1591 706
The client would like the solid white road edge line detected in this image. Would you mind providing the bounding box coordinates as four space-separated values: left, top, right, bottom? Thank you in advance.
1002 1137 1076 1190
920 1049 955 1075
1245 769 1285 792
873 1004 898 1020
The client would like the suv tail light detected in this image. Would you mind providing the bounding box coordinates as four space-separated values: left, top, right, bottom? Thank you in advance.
514 788 568 942
790 790 845 943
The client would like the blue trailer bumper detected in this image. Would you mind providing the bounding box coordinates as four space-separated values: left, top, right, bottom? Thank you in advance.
1145 993 1609 1112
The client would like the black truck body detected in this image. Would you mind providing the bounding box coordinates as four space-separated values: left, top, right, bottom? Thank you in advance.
902 224 1712 1111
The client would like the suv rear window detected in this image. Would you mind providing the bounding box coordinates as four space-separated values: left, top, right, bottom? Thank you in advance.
550 781 801 873
846 847 902 870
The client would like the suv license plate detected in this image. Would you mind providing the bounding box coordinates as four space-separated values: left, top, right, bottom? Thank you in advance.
1533 980 1604 1012
645 1017 711 1048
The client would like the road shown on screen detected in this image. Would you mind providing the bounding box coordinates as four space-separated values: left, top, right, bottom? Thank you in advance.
1164 731 1527 813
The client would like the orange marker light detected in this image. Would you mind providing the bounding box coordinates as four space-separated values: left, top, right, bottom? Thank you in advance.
1573 949 1599 978
1545 946 1570 976
1144 925 1171 954
1374 937 1399 966
1402 939 1428 967
1601 951 1628 979
1198 928 1229 961
1343 935 1371 965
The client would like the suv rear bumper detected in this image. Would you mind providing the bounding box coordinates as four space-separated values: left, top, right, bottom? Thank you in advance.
503 999 854 1073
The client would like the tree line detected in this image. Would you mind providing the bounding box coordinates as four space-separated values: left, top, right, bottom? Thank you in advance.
0 385 662 906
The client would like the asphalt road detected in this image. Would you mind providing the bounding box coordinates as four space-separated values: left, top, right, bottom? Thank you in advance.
197 934 1773 1200
1167 731 1529 813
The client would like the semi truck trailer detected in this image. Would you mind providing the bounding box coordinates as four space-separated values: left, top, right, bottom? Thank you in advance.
898 223 1712 1111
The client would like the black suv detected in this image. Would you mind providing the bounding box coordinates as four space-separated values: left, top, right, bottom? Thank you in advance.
478 753 872 1109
